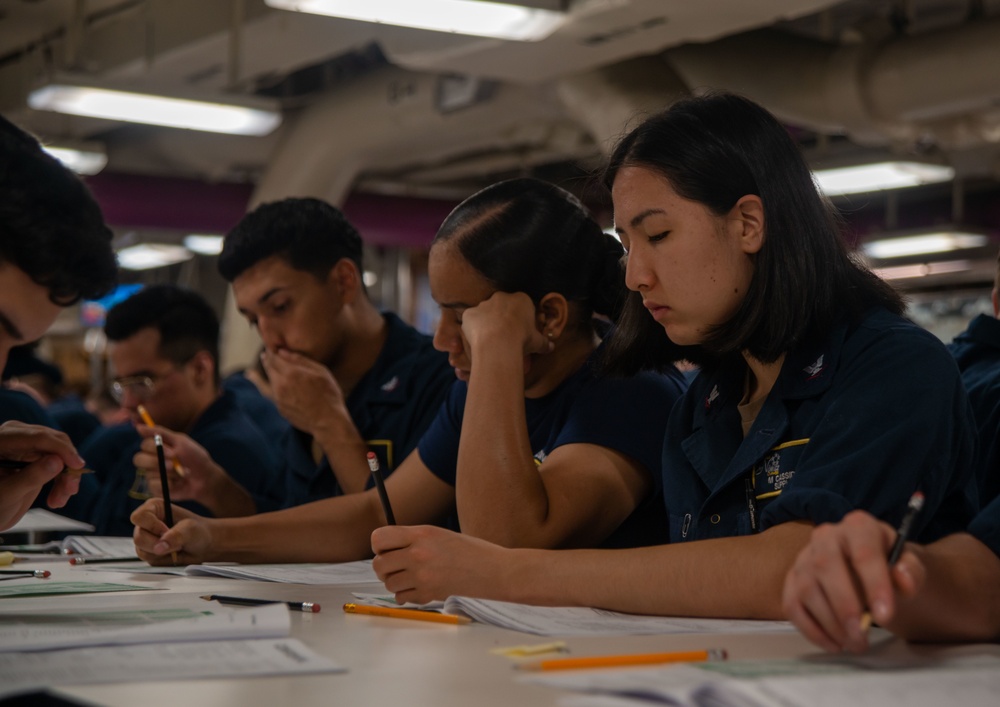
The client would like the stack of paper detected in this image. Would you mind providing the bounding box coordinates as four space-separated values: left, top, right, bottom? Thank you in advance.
351 593 794 637
523 655 1000 707
0 603 343 697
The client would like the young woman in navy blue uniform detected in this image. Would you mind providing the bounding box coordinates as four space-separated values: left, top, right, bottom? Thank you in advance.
368 93 979 617
130 179 686 563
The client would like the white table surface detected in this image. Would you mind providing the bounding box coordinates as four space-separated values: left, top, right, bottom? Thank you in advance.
3 562 997 707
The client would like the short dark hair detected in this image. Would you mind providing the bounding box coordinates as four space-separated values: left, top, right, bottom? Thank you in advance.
105 284 220 382
433 178 627 332
602 92 903 374
0 114 118 305
218 197 364 282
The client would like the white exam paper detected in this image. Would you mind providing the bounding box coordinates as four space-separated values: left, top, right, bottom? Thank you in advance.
185 560 380 584
0 602 290 652
0 638 342 696
351 593 794 636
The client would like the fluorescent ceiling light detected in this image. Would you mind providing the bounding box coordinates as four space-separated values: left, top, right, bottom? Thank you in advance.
874 259 972 281
814 161 954 196
117 244 193 271
862 231 989 259
29 85 281 136
183 234 224 255
42 145 107 175
265 0 564 41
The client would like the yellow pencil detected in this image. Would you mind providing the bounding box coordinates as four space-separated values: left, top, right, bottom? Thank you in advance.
136 405 185 477
516 648 727 671
0 459 93 474
343 603 471 625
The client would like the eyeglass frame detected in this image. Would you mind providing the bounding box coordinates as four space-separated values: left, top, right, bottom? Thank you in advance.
108 368 180 404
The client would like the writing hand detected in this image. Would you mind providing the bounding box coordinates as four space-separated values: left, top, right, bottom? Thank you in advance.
130 498 214 566
371 524 506 605
782 510 926 653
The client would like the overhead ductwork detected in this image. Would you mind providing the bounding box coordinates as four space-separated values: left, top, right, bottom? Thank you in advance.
663 17 1000 158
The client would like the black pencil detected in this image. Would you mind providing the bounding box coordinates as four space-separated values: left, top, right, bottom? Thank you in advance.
201 594 321 613
69 556 142 565
154 434 179 566
367 451 396 525
0 569 50 577
861 490 925 631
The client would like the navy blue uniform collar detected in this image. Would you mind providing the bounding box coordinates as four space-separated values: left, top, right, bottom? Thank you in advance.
348 312 424 408
685 317 851 499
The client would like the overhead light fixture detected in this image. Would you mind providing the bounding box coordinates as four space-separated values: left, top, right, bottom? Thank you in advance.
183 234 225 255
862 229 989 260
814 161 955 197
42 144 108 175
874 259 972 281
117 244 193 271
265 0 565 41
29 84 281 136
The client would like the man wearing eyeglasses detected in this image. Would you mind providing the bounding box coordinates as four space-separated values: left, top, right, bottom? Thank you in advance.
125 197 454 518
0 114 118 531
67 285 282 536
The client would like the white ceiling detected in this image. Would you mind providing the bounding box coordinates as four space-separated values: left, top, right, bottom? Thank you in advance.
3 0 1000 288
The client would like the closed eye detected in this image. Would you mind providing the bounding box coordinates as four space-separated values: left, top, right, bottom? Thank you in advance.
648 231 669 243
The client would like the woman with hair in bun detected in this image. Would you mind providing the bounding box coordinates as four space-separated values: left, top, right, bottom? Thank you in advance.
131 178 687 563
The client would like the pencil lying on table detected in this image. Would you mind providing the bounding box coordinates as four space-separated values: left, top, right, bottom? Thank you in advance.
202 594 321 613
69 556 142 565
343 603 471 625
516 648 728 671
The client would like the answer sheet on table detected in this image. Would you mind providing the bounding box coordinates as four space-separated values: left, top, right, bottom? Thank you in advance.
0 638 343 698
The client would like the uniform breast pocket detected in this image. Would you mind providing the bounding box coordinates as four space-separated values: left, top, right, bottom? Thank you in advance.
751 438 808 509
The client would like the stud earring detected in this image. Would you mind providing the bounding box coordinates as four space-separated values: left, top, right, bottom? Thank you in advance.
547 331 555 339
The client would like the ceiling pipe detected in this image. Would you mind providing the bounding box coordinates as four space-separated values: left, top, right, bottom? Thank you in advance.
664 16 1000 151
251 66 570 206
554 56 689 155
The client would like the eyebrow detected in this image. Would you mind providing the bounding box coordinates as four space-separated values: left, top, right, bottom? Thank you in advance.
436 301 474 311
238 286 287 316
113 369 158 380
625 208 668 230
0 310 24 341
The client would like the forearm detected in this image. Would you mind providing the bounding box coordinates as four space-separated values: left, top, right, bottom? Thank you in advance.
889 534 1000 642
207 491 383 563
504 522 814 618
312 407 373 494
200 470 257 518
455 347 548 546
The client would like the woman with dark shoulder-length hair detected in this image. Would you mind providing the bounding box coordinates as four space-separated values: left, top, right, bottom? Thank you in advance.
370 92 978 619
131 178 687 564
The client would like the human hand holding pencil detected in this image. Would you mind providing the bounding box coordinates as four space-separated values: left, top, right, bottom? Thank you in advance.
136 405 186 477
130 497 213 566
782 494 928 653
